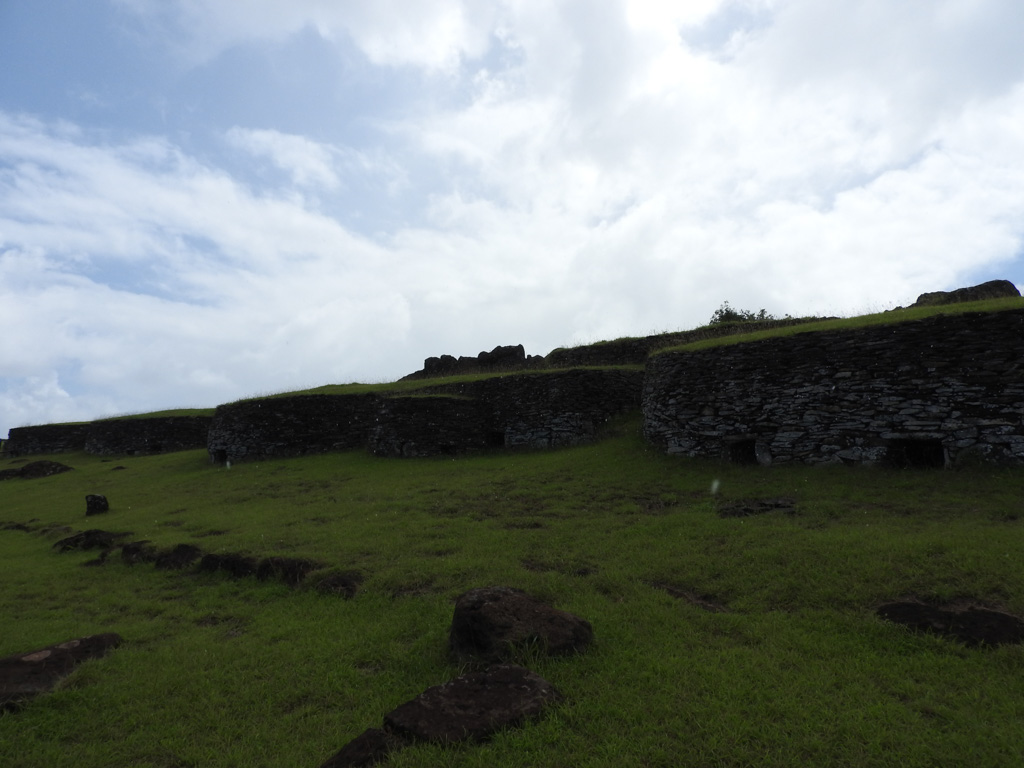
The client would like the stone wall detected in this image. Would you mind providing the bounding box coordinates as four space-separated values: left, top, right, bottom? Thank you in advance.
5 424 92 456
84 417 212 456
6 418 212 457
211 368 645 462
207 394 382 463
643 309 1024 467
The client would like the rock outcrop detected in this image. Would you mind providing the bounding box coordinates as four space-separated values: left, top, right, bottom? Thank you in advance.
911 279 1020 307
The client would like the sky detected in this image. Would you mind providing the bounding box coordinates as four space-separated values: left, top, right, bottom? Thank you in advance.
3 0 1024 437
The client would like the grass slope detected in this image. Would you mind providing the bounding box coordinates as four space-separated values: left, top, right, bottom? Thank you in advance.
2 416 1024 767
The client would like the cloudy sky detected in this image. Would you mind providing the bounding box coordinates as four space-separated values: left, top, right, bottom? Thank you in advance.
3 0 1024 436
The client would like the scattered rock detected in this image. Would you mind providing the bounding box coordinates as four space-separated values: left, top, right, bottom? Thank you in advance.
320 665 562 766
85 494 109 516
199 552 259 578
0 633 123 711
911 279 1020 308
877 601 1024 647
449 586 594 663
717 497 796 518
154 544 203 570
53 529 129 553
0 461 74 481
386 664 563 743
256 556 323 586
121 540 159 565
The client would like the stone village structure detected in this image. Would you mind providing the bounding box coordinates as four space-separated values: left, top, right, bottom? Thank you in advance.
6 284 1024 468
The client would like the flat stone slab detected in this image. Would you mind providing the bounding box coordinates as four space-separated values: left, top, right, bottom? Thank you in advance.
320 665 562 766
0 633 123 711
877 601 1024 647
449 586 594 663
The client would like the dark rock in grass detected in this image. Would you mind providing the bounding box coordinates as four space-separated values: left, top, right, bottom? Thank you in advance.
121 540 159 565
449 586 594 663
53 529 129 553
0 633 123 712
321 665 562 766
877 601 1024 647
256 556 322 586
1 521 34 532
85 494 109 516
385 664 563 743
0 461 74 481
199 552 259 578
154 544 203 570
312 570 364 599
319 727 404 768
718 497 796 518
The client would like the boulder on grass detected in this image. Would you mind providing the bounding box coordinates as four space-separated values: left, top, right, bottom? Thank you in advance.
85 494 109 516
0 633 123 711
449 586 594 663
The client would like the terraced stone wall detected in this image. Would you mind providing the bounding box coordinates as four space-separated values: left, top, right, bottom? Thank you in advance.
207 394 382 463
643 309 1024 467
212 368 646 462
85 417 212 456
6 417 211 457
5 424 92 456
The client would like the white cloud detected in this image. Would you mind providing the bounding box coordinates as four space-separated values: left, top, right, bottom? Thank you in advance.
4 0 1024 434
226 127 341 189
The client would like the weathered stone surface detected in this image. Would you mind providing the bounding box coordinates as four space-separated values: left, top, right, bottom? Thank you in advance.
319 727 401 768
5 425 90 456
718 497 796 518
256 556 322 585
368 396 500 457
85 494 109 516
0 633 123 711
121 540 158 565
199 552 259 578
7 417 210 457
0 460 74 481
154 544 202 570
404 344 544 380
207 393 382 464
644 307 1024 466
384 665 563 743
877 602 1024 647
53 529 129 553
449 586 594 663
911 279 1020 307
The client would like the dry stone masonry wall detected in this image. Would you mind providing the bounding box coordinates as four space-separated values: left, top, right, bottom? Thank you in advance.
7 417 211 457
643 309 1024 467
210 368 644 462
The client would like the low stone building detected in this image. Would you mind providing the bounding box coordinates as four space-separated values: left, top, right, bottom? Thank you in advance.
643 308 1024 467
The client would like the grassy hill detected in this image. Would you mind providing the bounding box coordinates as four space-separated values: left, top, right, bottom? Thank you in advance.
3 412 1024 767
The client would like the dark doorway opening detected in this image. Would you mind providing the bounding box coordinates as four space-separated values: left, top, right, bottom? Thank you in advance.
212 449 227 465
728 439 759 465
884 439 946 469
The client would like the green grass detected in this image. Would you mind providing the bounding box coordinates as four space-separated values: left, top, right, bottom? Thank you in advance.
2 416 1024 767
662 297 1024 354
